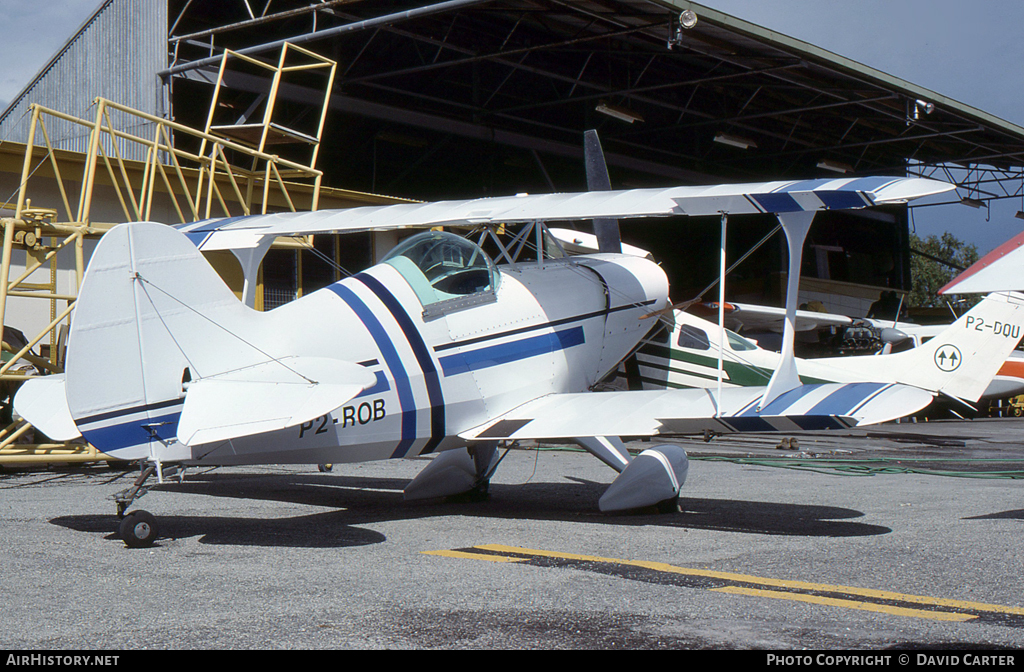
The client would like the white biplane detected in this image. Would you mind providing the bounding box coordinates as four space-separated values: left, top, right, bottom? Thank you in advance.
15 176 959 547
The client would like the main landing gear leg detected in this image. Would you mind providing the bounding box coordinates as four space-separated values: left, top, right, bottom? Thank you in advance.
113 464 162 548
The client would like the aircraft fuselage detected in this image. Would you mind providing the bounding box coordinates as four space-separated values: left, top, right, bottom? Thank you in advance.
182 252 668 466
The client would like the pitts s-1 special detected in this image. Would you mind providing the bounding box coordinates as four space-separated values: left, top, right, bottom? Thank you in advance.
15 176 968 546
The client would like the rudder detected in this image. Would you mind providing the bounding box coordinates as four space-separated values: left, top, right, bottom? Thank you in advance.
869 291 1024 402
64 222 275 459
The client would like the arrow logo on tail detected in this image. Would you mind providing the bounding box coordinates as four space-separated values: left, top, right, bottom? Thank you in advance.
934 345 962 372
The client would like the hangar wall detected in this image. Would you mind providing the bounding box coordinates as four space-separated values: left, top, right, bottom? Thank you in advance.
0 0 168 161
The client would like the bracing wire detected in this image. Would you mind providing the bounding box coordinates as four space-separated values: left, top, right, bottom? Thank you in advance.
497 223 775 383
289 235 356 280
133 273 318 385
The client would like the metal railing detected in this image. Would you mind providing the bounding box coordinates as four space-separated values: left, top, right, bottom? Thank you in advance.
0 44 335 464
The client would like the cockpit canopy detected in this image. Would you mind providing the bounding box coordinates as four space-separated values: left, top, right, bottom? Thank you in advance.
382 231 499 319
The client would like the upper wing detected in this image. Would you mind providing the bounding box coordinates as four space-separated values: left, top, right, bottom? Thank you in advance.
688 301 854 333
458 382 934 441
180 176 955 251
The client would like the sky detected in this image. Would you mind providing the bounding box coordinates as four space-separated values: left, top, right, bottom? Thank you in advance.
706 0 1024 255
1 0 1023 253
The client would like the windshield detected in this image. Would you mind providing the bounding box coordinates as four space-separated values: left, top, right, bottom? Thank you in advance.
382 231 499 315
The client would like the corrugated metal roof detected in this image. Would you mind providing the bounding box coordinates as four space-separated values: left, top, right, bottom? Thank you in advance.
0 0 167 161
664 0 1024 141
162 0 1024 202
4 0 1023 202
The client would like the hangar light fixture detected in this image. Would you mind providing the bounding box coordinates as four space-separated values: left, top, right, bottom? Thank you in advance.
713 133 757 150
961 197 985 209
595 102 644 124
816 159 853 174
668 10 698 49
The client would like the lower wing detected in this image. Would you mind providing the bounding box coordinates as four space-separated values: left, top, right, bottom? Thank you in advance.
459 382 933 440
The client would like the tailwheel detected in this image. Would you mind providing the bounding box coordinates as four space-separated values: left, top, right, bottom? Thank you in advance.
119 510 159 548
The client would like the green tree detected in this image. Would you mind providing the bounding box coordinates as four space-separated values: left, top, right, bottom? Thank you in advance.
909 232 979 309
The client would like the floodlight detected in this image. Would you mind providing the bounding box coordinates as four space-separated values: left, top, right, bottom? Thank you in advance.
714 133 757 150
816 159 852 174
595 102 644 124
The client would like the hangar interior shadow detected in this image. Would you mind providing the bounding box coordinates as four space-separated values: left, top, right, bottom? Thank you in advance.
48 468 890 548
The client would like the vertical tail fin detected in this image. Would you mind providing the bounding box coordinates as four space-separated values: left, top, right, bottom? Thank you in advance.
63 222 271 459
851 292 1024 402
58 222 372 460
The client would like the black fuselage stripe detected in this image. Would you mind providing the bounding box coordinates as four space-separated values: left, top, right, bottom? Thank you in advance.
433 299 656 353
355 273 446 454
78 397 184 425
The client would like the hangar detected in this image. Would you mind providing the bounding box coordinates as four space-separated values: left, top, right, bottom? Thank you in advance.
5 1 1024 300
0 0 1023 459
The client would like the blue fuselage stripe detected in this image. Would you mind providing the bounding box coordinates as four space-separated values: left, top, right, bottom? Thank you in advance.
354 273 446 454
355 370 391 398
439 326 585 376
78 408 182 453
329 283 417 457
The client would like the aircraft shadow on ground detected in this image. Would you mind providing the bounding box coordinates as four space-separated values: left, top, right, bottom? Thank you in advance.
49 471 889 548
963 509 1024 521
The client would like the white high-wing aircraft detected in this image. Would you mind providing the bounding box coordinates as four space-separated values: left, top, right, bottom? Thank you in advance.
15 176 957 547
615 296 1024 409
553 232 1024 405
938 232 1024 400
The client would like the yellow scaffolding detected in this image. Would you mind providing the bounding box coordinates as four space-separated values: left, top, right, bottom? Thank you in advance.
0 44 336 466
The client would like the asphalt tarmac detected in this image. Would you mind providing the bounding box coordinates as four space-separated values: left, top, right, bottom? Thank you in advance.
1 418 1023 650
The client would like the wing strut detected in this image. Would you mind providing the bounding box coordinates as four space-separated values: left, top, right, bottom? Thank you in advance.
716 213 727 415
759 211 816 410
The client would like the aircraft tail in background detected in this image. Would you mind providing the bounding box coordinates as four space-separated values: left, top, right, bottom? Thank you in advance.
818 291 1024 403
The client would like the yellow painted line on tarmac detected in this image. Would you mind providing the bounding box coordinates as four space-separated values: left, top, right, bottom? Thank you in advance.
422 549 526 563
712 586 976 622
424 543 1024 623
473 544 1024 616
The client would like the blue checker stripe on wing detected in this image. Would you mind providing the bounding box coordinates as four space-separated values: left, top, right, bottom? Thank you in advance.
816 190 870 210
750 192 803 213
806 382 890 417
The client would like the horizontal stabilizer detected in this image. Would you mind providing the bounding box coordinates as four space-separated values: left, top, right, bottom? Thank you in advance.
177 357 377 446
13 375 82 441
460 382 934 440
